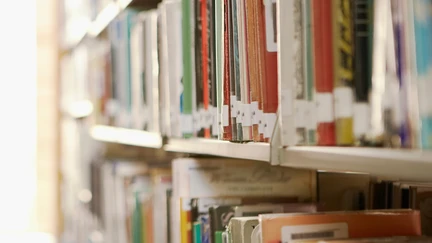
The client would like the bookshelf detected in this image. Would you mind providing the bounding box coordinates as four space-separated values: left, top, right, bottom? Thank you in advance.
59 0 432 242
165 138 270 162
90 127 432 182
281 147 432 182
90 125 163 149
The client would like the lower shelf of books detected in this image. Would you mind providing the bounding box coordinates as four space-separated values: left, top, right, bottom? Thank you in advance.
71 157 432 243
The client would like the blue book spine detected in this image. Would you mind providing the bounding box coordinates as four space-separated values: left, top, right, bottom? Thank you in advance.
413 0 432 148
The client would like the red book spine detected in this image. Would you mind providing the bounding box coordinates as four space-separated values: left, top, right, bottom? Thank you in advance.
257 0 278 142
223 0 232 140
312 0 335 145
201 0 210 138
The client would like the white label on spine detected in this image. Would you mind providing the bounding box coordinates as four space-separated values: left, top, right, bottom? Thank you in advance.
251 101 259 124
181 114 193 133
334 87 354 118
212 107 219 136
242 104 252 126
258 110 265 134
316 93 334 122
237 102 243 123
231 95 238 117
199 108 205 129
306 101 317 130
193 112 201 132
353 102 370 137
281 223 348 242
223 105 229 126
295 100 307 127
264 113 277 138
236 100 243 123
281 89 293 116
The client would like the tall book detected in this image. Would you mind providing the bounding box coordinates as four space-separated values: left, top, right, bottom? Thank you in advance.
164 0 183 138
215 0 224 139
352 0 373 145
231 0 243 141
182 0 196 137
305 0 317 145
238 0 253 141
195 0 205 137
143 11 161 134
130 16 147 130
332 0 355 146
276 0 303 146
413 0 432 149
258 0 278 142
222 0 233 140
312 0 336 145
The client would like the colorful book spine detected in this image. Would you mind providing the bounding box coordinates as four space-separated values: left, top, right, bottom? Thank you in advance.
313 0 336 146
332 0 354 146
413 0 432 149
228 0 238 141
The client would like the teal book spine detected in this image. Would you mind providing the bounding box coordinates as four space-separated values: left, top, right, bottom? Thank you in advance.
413 0 432 148
193 222 202 243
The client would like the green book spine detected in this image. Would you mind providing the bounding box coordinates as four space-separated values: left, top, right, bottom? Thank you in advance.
132 192 143 243
182 0 194 137
215 231 223 243
193 222 202 243
305 0 316 145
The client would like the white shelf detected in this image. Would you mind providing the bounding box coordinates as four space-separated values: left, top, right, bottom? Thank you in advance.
90 125 163 148
282 146 432 182
164 138 270 162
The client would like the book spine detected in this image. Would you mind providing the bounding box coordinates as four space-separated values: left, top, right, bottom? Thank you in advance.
182 0 195 138
391 0 410 148
215 0 224 139
231 0 243 141
227 0 238 141
222 0 233 140
202 0 210 138
369 0 389 146
209 0 218 138
305 0 317 145
313 0 336 145
352 0 372 145
277 0 296 147
295 0 307 145
258 0 278 142
239 0 253 141
245 0 262 142
333 0 355 146
413 0 432 148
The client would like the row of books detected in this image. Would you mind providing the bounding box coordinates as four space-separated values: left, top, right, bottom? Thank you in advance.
88 158 432 243
63 0 432 147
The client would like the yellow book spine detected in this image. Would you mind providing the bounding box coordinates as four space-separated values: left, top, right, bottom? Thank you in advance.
333 0 355 145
